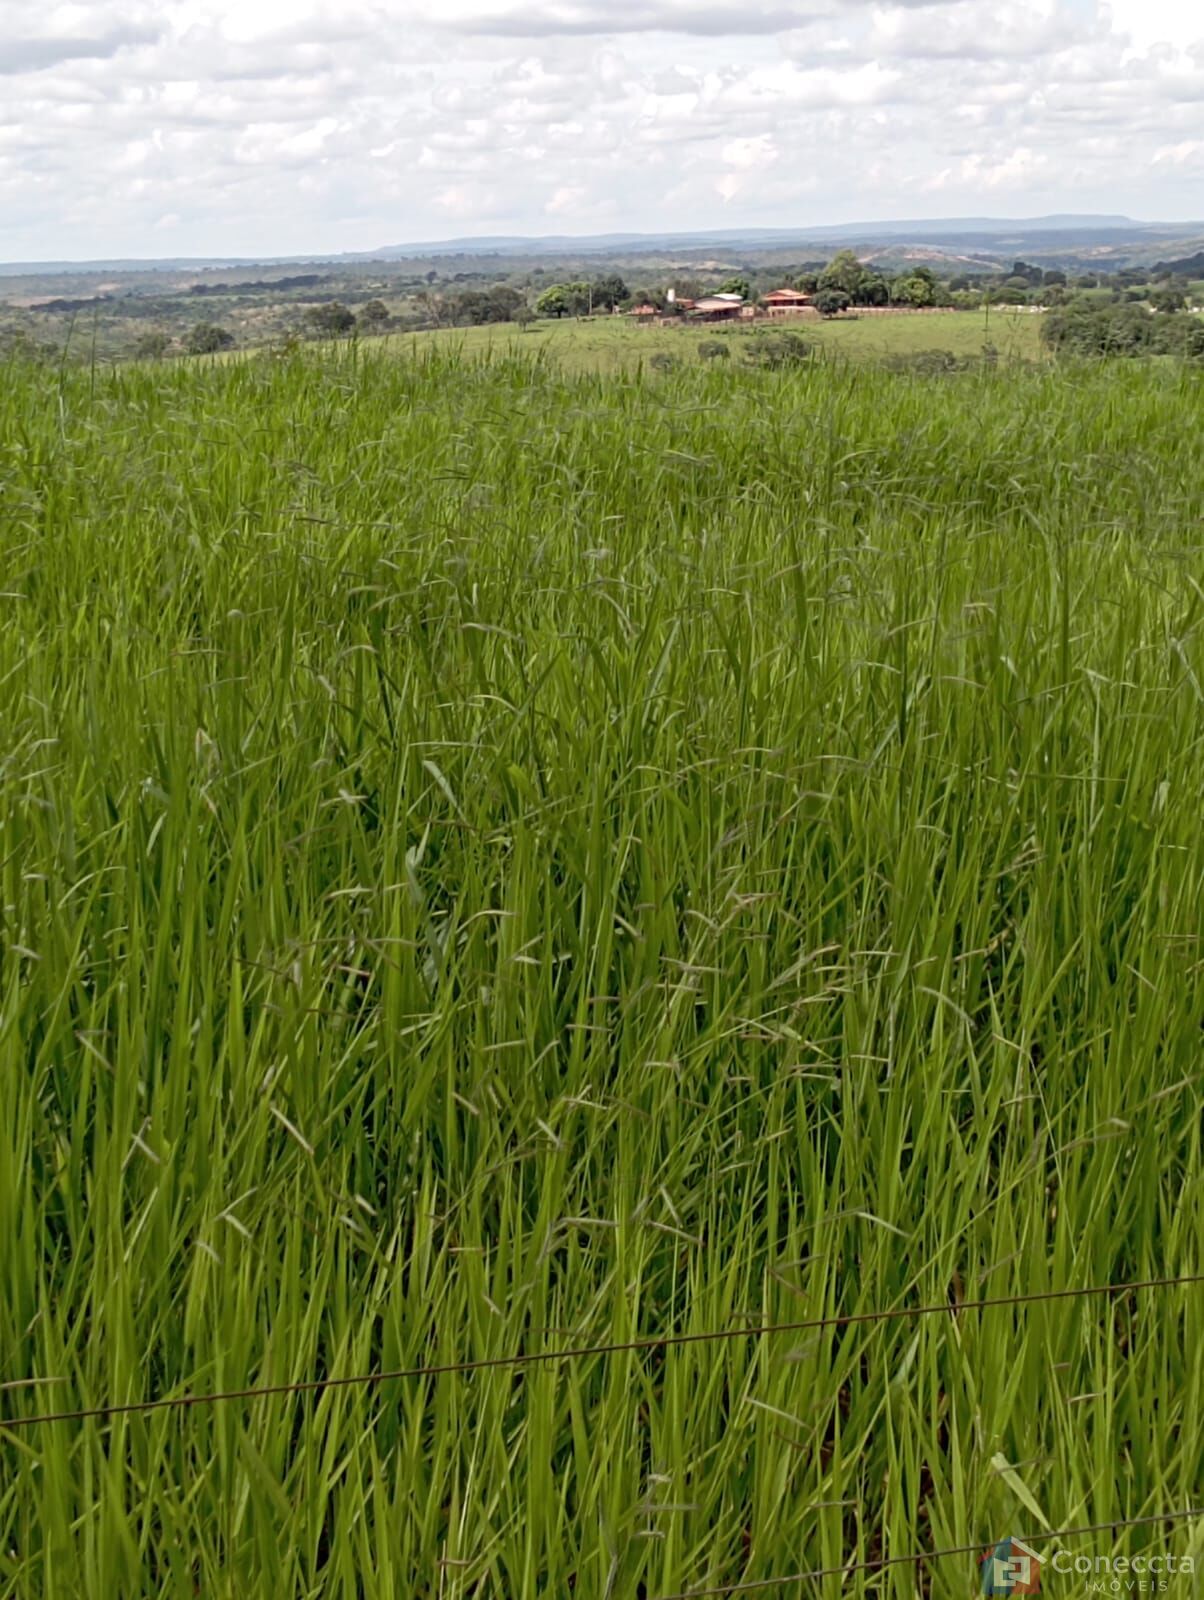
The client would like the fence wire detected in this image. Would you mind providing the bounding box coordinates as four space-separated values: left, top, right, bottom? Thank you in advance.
1 1270 1199 1432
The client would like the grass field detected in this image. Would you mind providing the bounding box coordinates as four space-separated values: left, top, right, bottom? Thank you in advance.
384 307 1044 371
1 345 1202 1597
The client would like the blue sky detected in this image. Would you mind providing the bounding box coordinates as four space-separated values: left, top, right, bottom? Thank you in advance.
1 0 1201 261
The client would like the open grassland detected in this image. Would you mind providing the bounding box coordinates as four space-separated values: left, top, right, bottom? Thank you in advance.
1 347 1202 1598
383 306 1044 371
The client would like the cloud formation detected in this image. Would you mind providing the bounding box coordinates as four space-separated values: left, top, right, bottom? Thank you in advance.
1 22 162 76
436 0 843 36
0 0 1201 260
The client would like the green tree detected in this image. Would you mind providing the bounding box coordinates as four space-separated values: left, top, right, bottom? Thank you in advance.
536 285 572 318
717 276 752 300
536 282 593 318
305 302 357 336
591 274 629 310
185 323 234 355
853 273 889 306
358 299 390 332
891 275 936 308
814 288 851 317
451 286 524 325
1009 260 1044 286
818 253 888 306
819 251 867 298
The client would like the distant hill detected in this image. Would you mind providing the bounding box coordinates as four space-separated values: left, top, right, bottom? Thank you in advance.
809 214 1139 236
4 216 1203 276
371 217 1197 259
1152 249 1204 276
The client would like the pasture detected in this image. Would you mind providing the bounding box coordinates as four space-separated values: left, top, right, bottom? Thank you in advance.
0 345 1202 1596
385 306 1045 371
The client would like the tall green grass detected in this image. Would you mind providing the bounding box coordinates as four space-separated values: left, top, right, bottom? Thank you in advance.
1 345 1202 1597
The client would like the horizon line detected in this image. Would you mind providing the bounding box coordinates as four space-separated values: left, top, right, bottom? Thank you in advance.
5 212 1204 273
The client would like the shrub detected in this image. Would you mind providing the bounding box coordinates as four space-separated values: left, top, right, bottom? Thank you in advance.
1042 301 1204 360
134 332 171 360
304 302 357 337
742 330 813 369
185 323 234 355
880 350 967 375
0 328 57 363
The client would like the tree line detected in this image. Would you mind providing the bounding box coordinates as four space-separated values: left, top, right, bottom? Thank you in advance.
118 245 1204 358
1041 300 1204 360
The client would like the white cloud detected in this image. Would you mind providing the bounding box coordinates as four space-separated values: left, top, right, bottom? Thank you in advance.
1106 0 1199 51
721 133 778 166
545 183 586 211
435 0 842 35
870 0 1080 60
0 21 163 75
1154 138 1204 162
923 145 1050 190
0 0 1201 260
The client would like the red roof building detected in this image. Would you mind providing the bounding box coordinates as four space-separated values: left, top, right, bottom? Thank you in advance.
688 295 745 320
761 287 815 316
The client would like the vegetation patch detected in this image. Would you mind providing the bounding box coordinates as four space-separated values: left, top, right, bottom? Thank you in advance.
1042 299 1204 359
0 347 1201 1596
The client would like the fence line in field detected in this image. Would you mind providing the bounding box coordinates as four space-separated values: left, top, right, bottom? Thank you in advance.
1 1271 1199 1432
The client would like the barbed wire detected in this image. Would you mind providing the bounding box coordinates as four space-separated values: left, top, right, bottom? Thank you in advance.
654 1507 1204 1599
1 1270 1199 1433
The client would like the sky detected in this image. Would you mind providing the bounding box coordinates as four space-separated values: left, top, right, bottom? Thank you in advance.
1 0 1202 261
